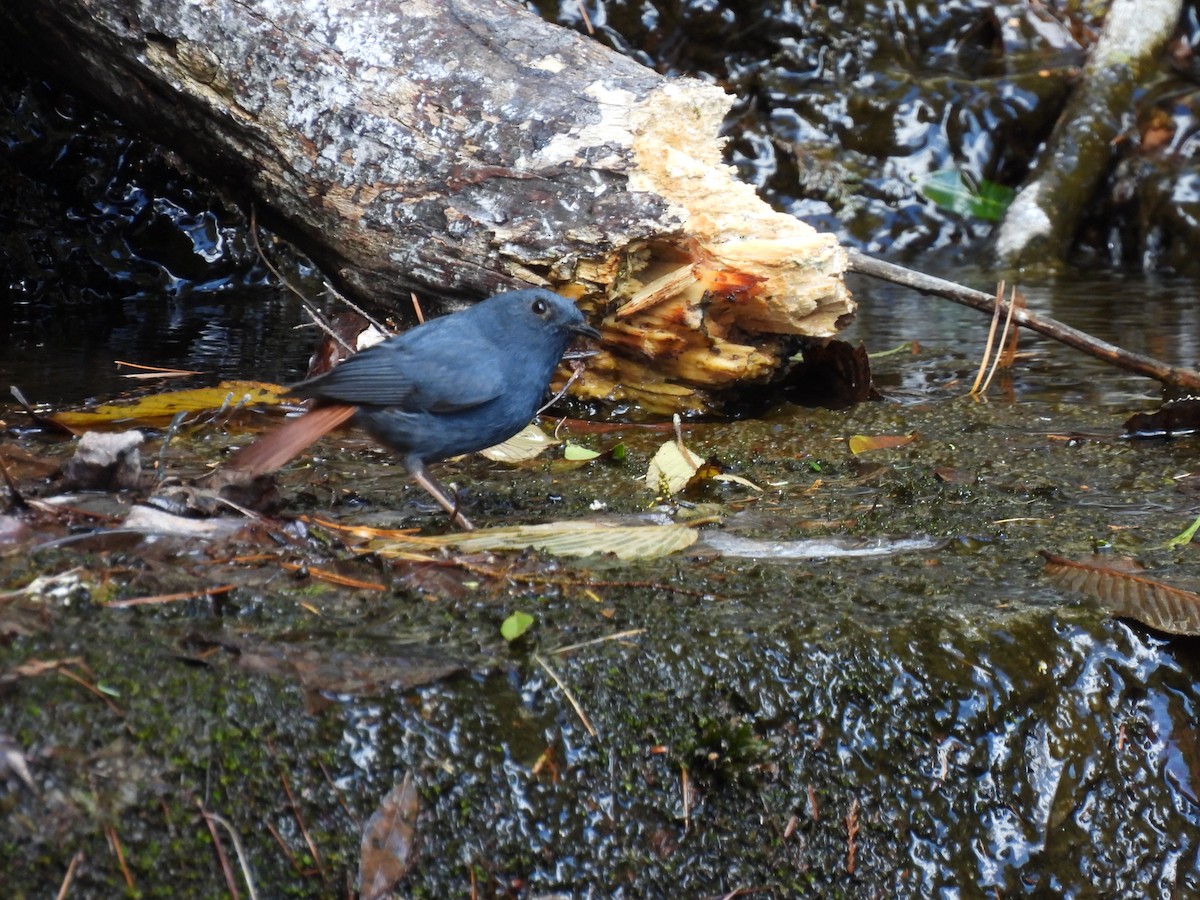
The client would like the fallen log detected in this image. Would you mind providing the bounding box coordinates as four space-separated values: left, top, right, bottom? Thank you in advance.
993 0 1182 267
0 0 854 414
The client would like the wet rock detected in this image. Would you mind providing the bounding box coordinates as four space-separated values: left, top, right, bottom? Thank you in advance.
58 430 144 491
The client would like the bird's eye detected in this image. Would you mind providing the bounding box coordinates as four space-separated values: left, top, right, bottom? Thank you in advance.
532 298 548 315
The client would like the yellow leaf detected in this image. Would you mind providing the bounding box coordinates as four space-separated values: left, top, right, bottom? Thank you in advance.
646 439 704 496
713 472 763 492
49 381 289 429
848 433 917 455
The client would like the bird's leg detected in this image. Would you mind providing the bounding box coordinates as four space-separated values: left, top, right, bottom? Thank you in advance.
408 458 475 531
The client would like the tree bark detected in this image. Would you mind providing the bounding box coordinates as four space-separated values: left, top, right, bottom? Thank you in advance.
0 0 853 414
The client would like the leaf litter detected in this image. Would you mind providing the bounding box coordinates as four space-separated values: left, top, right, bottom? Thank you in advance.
0 369 986 740
1043 552 1200 636
13 304 1200 897
359 773 420 900
645 414 762 497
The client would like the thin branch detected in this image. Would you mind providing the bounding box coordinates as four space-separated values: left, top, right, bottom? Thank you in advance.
198 802 241 900
105 585 236 609
268 739 325 881
54 850 85 900
104 824 134 889
248 206 355 354
969 281 1005 396
681 765 691 831
550 629 645 656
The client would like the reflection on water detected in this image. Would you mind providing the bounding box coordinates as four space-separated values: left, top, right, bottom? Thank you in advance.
3 291 324 405
8 264 1199 410
845 268 1200 409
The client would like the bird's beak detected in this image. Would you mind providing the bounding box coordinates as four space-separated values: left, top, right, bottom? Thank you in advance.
572 321 602 341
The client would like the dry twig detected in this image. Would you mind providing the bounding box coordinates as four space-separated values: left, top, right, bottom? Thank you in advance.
533 653 597 738
54 850 85 900
198 803 259 900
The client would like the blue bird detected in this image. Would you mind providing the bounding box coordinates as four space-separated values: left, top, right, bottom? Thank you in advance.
227 288 599 529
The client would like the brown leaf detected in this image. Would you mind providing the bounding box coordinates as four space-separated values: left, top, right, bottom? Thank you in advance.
184 635 466 696
784 340 880 409
1139 107 1176 155
0 602 48 640
1043 552 1200 635
359 773 420 900
932 467 974 485
304 311 390 379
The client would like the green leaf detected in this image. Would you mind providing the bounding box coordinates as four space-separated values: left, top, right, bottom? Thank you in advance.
1166 510 1200 549
501 611 535 641
563 442 602 461
916 169 1015 221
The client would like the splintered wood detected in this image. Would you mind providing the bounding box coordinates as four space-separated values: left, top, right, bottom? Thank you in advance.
575 239 849 413
566 81 852 413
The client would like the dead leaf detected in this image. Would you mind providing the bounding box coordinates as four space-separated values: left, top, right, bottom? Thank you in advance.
479 422 560 463
933 467 974 484
0 603 49 639
1139 106 1176 155
368 520 698 561
645 415 761 496
1124 399 1200 438
185 634 467 696
784 340 880 409
1043 552 1200 635
122 505 248 540
646 438 705 496
697 462 762 494
848 433 917 455
304 312 389 380
359 773 420 900
48 381 288 429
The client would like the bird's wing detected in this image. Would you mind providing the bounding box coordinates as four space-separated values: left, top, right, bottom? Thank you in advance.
293 319 504 412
